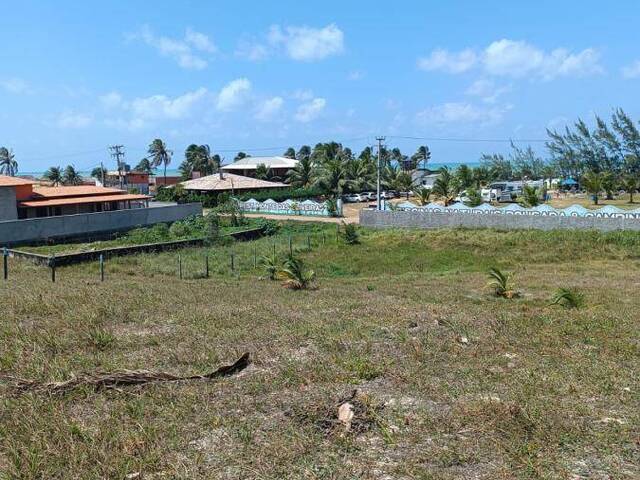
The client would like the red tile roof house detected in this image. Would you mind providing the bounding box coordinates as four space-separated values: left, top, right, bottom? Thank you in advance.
0 175 201 245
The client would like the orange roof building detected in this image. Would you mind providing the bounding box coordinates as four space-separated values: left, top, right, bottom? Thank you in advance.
0 175 149 221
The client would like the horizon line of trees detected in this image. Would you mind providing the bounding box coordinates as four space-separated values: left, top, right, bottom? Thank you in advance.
2 108 639 202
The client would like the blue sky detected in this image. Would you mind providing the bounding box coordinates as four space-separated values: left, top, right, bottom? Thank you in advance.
2 0 640 172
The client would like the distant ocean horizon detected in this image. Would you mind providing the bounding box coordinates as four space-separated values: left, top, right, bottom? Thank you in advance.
17 161 482 179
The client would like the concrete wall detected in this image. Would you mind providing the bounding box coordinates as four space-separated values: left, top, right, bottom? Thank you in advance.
0 202 202 245
360 209 640 232
0 187 18 221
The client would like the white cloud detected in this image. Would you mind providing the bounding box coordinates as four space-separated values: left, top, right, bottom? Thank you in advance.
129 26 216 70
465 79 511 103
131 87 209 121
56 111 93 129
216 78 252 111
418 39 603 80
417 48 477 74
295 97 326 122
235 40 270 61
622 60 640 79
291 89 314 101
99 91 124 109
184 28 217 53
483 39 602 79
348 70 365 80
416 102 509 126
254 96 284 121
0 78 31 94
268 23 344 61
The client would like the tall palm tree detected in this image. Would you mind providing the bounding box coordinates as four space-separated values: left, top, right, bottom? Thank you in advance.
62 165 82 185
432 167 460 206
581 171 604 205
43 166 64 186
286 156 315 188
346 157 375 193
620 174 639 203
148 139 172 185
134 158 154 174
314 156 347 197
0 147 18 176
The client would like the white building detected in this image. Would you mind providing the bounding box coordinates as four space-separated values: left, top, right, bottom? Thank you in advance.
220 156 298 179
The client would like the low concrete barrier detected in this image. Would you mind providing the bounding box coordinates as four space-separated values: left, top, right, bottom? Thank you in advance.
360 208 640 232
0 203 202 246
8 227 265 266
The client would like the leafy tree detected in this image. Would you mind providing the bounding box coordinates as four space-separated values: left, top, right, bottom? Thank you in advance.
62 165 82 185
314 156 347 197
134 158 154 174
472 166 491 188
340 222 360 245
601 172 616 200
91 166 107 180
456 164 474 189
234 151 249 161
413 187 432 205
286 156 315 188
346 157 375 193
43 166 64 186
147 139 172 186
283 147 296 159
481 153 513 180
411 145 431 170
432 167 460 206
519 185 541 208
0 147 18 176
396 171 414 197
582 171 605 205
464 187 483 207
254 163 271 180
510 142 545 179
620 174 640 203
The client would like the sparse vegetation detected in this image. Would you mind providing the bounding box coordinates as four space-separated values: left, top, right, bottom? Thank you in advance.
276 254 316 289
487 267 520 298
0 223 638 478
550 287 585 309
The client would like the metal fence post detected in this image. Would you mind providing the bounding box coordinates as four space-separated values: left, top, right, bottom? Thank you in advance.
3 247 7 281
205 254 209 278
253 247 257 269
230 251 235 272
99 254 104 282
50 255 56 283
178 255 182 280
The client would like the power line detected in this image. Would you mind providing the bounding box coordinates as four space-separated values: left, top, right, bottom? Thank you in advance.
387 135 547 143
109 145 125 189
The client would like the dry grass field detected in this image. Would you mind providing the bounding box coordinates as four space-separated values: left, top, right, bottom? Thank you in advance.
1 223 638 479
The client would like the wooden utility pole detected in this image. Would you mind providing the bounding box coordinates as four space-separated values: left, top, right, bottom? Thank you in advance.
109 145 125 190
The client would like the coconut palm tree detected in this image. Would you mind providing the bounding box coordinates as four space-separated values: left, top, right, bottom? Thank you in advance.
432 167 460 206
62 165 82 185
620 174 639 203
346 157 375 193
134 158 155 174
413 187 432 205
276 255 315 290
286 155 315 188
314 157 347 197
147 139 172 185
0 147 18 176
581 171 604 205
43 166 64 186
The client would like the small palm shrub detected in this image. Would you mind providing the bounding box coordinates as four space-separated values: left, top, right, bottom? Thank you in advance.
519 185 541 208
340 222 360 245
260 253 279 280
487 267 519 298
277 255 315 290
464 187 483 207
550 288 584 309
413 187 432 205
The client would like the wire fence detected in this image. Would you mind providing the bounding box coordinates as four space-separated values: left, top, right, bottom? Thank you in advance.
2 227 341 283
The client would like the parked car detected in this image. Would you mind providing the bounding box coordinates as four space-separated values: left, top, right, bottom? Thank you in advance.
380 191 396 199
343 193 365 203
363 191 377 201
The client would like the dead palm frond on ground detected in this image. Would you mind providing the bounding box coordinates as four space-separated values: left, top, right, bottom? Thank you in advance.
2 353 250 395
